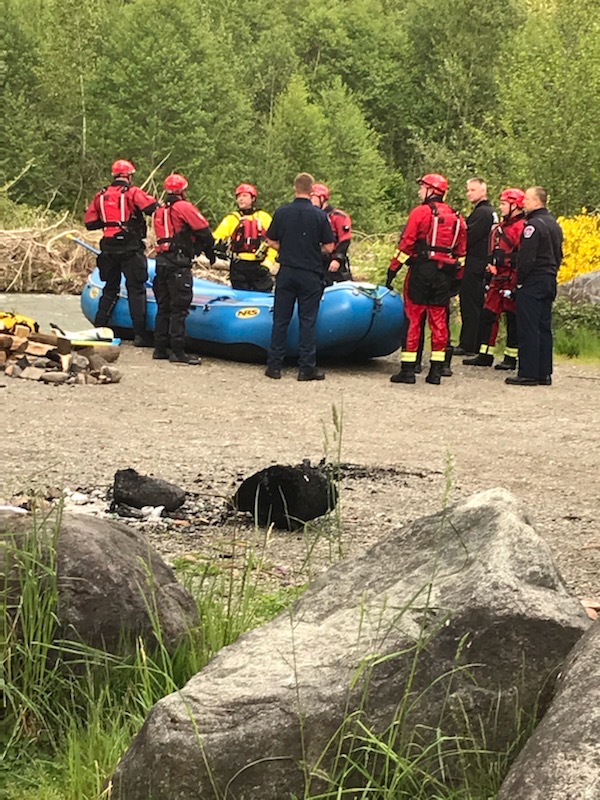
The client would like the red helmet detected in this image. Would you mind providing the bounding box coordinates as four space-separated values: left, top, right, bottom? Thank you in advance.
499 188 525 208
311 183 330 201
417 173 448 194
111 159 135 176
235 183 257 200
164 173 188 193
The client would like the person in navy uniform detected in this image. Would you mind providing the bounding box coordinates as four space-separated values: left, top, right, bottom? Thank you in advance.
264 173 335 381
506 186 563 386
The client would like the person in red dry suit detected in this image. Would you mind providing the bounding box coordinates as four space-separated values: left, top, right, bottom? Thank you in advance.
386 173 467 385
310 183 353 285
463 188 526 370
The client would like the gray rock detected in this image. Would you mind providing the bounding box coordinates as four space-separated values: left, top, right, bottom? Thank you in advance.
1 511 198 655
110 488 590 800
557 269 600 304
69 353 90 373
113 468 186 512
498 621 600 800
98 364 122 383
20 366 46 381
41 371 70 384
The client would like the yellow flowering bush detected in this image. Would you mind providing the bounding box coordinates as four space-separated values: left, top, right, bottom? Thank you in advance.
557 210 600 284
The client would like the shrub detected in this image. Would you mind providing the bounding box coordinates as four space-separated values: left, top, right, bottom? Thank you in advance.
557 210 600 284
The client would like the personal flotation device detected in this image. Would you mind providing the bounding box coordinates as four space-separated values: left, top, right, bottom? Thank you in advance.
154 200 194 259
229 212 265 256
489 216 525 270
96 185 145 241
419 202 464 266
0 312 39 334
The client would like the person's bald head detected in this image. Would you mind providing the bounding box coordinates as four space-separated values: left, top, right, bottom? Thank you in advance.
524 186 547 214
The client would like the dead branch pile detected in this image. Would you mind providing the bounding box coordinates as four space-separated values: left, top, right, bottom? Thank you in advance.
0 217 97 294
0 219 233 293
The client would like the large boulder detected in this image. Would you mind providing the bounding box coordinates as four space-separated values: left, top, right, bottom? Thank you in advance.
110 489 590 800
498 621 600 800
1 511 198 654
557 269 600 304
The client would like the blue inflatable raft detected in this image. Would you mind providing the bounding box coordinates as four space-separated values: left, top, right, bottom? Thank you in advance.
76 241 404 362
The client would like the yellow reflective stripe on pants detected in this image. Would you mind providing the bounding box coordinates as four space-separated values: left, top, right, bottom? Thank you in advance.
505 347 518 358
479 344 493 354
401 351 418 363
430 350 445 362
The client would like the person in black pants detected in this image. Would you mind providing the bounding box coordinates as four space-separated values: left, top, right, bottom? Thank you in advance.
151 173 216 364
455 178 497 356
264 173 335 381
506 186 563 386
84 159 158 346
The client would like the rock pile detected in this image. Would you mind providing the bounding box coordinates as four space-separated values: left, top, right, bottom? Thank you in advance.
0 326 121 385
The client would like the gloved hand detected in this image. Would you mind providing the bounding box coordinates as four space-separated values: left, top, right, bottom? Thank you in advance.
501 289 513 299
386 267 397 289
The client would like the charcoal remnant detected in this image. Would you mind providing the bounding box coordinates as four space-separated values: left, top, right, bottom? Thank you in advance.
113 468 186 512
233 462 337 530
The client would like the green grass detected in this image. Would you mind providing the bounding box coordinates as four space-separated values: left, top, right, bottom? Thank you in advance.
2 473 539 800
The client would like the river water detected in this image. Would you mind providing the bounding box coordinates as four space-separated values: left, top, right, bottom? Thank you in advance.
0 293 90 334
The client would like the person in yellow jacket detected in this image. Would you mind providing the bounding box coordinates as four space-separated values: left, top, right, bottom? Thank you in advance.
213 183 276 292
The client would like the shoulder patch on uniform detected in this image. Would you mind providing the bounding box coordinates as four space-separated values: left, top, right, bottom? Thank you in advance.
523 225 536 239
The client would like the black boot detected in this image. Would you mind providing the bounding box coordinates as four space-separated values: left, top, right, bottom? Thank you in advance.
169 348 201 365
463 353 494 367
494 355 517 371
441 346 453 377
390 363 416 384
425 361 443 385
152 348 169 360
414 360 423 374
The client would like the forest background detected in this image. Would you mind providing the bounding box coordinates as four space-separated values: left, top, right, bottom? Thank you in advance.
3 0 600 231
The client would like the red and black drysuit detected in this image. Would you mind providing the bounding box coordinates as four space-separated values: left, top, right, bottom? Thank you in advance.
322 205 353 285
84 180 158 337
475 214 525 359
152 196 215 355
388 197 467 365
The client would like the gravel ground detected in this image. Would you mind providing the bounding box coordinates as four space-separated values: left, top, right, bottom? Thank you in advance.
2 331 599 599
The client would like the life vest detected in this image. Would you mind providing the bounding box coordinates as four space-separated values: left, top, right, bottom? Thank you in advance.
0 312 39 334
96 184 145 242
154 200 194 259
489 216 525 270
419 202 463 266
229 213 265 255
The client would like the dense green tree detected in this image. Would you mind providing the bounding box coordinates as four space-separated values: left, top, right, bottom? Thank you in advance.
3 0 599 225
497 0 600 214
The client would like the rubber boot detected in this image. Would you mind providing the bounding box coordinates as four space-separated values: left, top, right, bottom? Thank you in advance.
425 361 443 385
169 347 201 365
390 363 416 384
494 355 517 371
463 353 494 367
440 346 453 377
152 347 169 360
